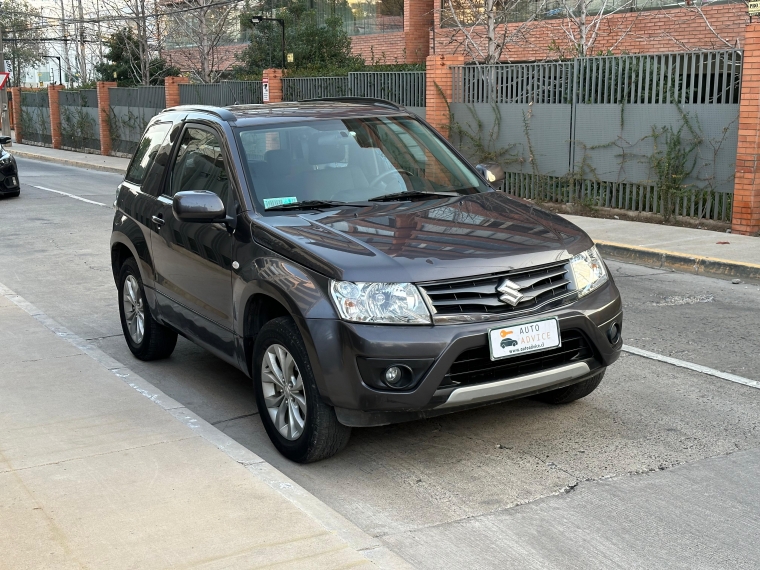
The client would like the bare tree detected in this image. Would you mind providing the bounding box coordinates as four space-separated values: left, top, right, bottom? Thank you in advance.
163 0 239 83
440 0 548 64
551 0 638 57
99 0 163 85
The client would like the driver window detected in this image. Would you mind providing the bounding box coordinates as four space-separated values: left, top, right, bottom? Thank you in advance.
170 127 231 207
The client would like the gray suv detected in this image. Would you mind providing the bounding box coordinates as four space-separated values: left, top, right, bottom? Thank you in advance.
110 100 623 462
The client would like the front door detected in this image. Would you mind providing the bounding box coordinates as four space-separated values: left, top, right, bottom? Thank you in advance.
151 124 237 361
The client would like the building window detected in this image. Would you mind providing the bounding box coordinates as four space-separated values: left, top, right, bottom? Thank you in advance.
310 0 404 35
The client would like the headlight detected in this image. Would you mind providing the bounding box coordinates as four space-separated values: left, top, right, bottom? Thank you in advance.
329 281 432 325
570 246 608 297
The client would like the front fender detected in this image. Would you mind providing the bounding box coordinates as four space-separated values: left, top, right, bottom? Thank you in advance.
233 254 338 401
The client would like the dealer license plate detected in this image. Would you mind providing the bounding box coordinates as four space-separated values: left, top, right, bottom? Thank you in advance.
488 317 561 361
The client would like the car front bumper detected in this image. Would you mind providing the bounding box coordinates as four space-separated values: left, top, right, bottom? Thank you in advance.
304 279 623 427
0 159 20 193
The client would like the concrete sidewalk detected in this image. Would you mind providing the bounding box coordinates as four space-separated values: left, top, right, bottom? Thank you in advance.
565 215 760 282
9 140 129 174
0 283 411 570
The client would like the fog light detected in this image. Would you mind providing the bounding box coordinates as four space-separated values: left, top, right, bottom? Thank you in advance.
385 366 402 386
607 323 620 344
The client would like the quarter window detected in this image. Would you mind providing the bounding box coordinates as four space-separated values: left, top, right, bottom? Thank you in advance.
125 122 172 185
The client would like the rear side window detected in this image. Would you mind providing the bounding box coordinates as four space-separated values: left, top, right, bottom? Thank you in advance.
125 122 172 185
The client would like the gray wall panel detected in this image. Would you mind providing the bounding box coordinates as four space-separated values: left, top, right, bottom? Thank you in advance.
574 104 738 193
451 103 572 176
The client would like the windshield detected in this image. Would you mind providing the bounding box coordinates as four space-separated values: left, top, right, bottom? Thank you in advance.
235 116 489 212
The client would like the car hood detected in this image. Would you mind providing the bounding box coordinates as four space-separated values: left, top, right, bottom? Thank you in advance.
252 192 594 283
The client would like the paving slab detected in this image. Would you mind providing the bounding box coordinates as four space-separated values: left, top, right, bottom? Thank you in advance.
0 290 411 569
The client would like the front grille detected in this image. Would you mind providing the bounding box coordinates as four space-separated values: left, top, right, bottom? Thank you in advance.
439 330 594 389
420 260 573 316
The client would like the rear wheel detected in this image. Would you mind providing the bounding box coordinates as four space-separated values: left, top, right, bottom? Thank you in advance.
253 317 351 463
534 370 605 405
118 257 177 361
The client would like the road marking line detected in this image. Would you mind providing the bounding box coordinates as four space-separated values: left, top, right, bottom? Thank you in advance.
623 345 760 389
32 185 108 207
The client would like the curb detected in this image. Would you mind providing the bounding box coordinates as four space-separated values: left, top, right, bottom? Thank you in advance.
12 149 128 175
0 281 414 570
597 241 760 283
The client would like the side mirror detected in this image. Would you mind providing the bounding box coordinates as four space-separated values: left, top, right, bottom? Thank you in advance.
173 191 227 224
0 136 11 146
476 163 506 186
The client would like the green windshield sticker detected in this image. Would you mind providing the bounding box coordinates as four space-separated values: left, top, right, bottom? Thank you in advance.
264 197 298 209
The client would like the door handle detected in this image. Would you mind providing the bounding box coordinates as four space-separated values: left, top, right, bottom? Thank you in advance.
152 215 165 227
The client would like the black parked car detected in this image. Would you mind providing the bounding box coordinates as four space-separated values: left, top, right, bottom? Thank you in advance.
111 100 622 463
0 136 20 198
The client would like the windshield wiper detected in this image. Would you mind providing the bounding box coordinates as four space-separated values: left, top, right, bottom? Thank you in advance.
369 190 461 203
265 200 366 212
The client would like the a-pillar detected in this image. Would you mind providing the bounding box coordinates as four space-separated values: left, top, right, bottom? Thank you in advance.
9 87 22 143
425 54 466 139
262 69 284 103
97 81 117 156
733 24 760 235
48 84 65 149
164 76 190 109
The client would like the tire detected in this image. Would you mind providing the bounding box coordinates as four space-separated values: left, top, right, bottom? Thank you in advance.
253 317 351 463
534 370 606 405
118 257 177 361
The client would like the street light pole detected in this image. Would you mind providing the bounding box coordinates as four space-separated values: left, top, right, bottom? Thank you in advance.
250 17 286 70
42 56 63 85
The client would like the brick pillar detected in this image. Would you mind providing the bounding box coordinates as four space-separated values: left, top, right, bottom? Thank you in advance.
164 76 189 108
9 87 22 143
425 54 465 139
733 24 760 235
97 81 117 156
48 84 65 149
263 68 284 103
404 0 434 63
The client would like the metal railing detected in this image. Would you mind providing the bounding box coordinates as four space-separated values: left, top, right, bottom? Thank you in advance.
20 90 51 146
452 51 743 105
349 71 426 107
179 81 263 106
59 89 100 152
282 76 350 101
108 86 166 156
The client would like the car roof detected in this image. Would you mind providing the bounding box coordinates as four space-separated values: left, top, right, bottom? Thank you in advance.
162 100 415 127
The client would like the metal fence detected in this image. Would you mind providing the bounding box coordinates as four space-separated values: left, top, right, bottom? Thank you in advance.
59 89 100 153
450 51 742 222
109 86 165 156
281 72 426 117
282 76 350 101
20 90 51 147
179 81 263 106
349 71 426 109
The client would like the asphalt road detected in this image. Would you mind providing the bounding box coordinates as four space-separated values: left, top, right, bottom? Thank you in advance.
3 157 760 568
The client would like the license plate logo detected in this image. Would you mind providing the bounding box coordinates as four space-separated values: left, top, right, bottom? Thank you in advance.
489 318 561 361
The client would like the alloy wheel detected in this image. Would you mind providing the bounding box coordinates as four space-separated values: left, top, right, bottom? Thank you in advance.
261 344 307 441
122 275 145 344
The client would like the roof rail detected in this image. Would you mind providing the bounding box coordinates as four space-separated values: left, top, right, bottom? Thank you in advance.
298 97 404 111
164 105 237 122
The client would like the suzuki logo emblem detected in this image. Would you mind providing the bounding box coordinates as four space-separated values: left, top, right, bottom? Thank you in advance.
497 279 524 307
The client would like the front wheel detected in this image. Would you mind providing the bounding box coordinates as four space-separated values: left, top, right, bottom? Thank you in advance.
253 317 351 463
